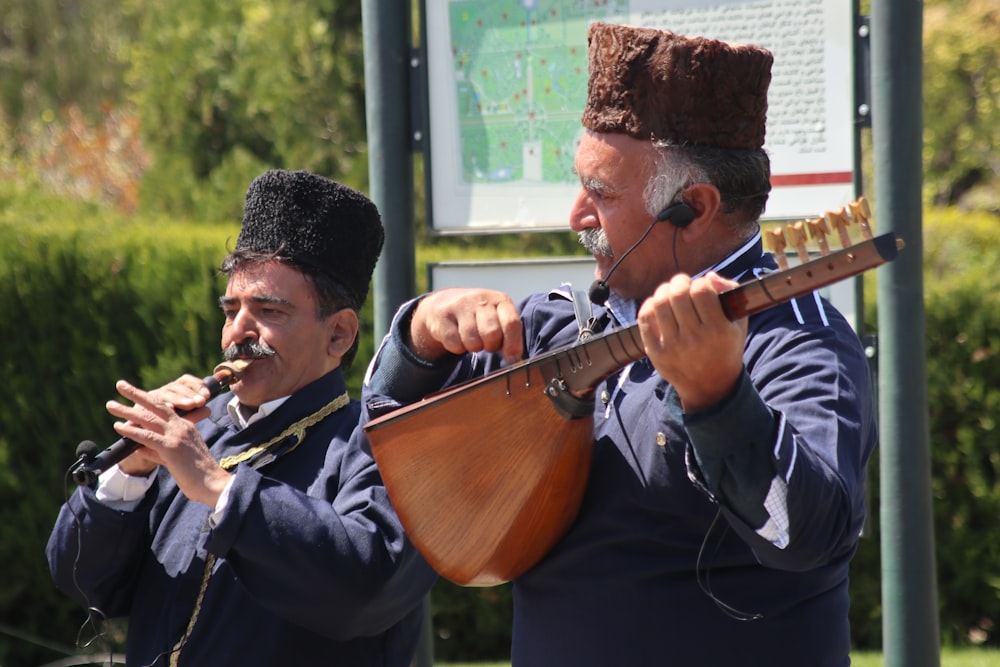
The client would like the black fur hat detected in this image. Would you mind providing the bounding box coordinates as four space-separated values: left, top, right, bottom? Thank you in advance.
235 169 384 307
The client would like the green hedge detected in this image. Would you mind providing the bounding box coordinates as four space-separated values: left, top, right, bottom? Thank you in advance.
0 189 229 665
918 210 1000 647
849 208 1000 650
3 181 999 662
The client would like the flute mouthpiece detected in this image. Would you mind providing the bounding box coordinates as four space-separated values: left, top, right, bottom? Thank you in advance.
214 359 252 379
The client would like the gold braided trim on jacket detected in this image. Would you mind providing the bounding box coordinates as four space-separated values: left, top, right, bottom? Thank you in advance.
168 391 349 667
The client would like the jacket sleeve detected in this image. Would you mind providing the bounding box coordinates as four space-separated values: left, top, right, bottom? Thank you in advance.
684 302 876 572
46 484 156 617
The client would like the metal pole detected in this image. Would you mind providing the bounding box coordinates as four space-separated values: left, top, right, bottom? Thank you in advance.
362 3 432 667
869 3 940 665
362 0 417 340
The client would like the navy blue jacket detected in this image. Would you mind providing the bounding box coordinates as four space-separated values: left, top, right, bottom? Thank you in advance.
364 235 876 666
48 369 436 666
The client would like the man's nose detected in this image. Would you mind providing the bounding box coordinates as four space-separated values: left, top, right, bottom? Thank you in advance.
229 309 260 341
568 189 598 232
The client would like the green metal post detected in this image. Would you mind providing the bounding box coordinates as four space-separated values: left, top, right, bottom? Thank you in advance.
362 2 431 666
362 0 417 339
870 3 940 665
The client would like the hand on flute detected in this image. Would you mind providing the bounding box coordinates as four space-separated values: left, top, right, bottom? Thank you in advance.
73 361 250 488
105 375 213 477
106 379 232 507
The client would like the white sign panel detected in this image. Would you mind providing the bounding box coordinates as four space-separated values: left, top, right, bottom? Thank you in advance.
425 0 856 232
429 255 858 331
429 257 598 304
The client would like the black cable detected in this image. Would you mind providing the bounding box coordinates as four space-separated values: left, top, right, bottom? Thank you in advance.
695 507 764 622
63 465 117 664
63 463 173 666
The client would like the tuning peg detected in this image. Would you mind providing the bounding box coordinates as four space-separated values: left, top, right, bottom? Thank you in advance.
826 208 853 249
806 217 831 256
765 226 789 270
848 197 873 239
786 220 810 264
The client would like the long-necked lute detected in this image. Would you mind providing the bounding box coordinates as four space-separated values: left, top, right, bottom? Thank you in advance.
365 203 902 587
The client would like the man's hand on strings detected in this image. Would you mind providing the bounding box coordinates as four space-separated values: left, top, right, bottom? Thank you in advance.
408 288 523 365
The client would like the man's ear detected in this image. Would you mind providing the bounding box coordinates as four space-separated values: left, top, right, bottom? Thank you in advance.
327 309 360 359
677 183 722 240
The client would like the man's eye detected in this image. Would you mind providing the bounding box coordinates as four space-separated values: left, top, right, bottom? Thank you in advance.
585 186 607 201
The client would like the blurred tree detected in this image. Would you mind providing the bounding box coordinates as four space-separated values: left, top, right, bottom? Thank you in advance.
4 0 1000 221
121 0 369 220
0 0 133 124
923 0 1000 211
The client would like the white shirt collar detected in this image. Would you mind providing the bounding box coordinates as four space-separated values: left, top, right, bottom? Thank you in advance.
227 395 291 428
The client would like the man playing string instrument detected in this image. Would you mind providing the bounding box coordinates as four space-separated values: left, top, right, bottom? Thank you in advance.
48 170 436 665
364 23 876 666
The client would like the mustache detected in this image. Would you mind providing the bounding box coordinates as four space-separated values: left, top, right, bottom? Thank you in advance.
223 341 276 362
578 228 613 258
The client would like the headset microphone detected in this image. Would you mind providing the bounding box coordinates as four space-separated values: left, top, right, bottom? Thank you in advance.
588 200 695 305
587 277 613 307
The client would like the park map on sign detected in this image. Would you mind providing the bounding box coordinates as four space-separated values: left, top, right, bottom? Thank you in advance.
447 0 628 185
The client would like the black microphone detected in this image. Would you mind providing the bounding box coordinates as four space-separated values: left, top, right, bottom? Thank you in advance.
70 360 251 487
587 276 613 307
588 201 695 306
73 437 133 486
76 439 99 459
72 440 99 469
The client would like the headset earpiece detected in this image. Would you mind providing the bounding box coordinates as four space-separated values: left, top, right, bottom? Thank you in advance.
656 201 696 228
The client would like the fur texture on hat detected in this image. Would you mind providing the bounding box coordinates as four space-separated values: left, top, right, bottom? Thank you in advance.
235 169 384 307
582 22 773 150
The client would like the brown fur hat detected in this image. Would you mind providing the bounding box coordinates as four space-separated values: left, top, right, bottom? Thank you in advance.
582 22 773 150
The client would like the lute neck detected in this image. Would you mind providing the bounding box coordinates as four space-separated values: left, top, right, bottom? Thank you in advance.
532 232 901 395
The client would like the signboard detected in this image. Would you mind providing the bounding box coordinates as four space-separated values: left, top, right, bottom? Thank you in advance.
424 0 857 232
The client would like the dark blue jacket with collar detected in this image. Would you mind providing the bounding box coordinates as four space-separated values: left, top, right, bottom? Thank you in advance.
365 236 876 667
49 369 436 666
